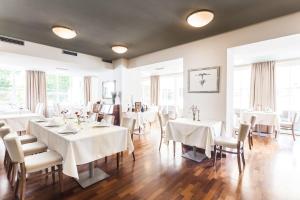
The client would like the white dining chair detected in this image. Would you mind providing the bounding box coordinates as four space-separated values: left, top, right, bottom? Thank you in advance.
278 112 298 141
4 135 63 200
213 123 251 173
121 117 136 161
157 112 170 151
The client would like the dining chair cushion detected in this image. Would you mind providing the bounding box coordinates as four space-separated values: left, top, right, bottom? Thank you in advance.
19 134 37 144
214 137 238 149
0 127 10 139
24 150 63 173
22 142 47 156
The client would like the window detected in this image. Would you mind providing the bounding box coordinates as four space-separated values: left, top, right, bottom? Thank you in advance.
276 59 300 111
46 74 84 106
159 74 183 109
0 69 25 106
233 66 251 110
141 78 150 105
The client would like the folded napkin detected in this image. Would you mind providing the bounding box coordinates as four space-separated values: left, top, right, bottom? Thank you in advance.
58 123 79 133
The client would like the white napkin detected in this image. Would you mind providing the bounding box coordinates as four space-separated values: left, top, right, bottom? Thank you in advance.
58 123 79 133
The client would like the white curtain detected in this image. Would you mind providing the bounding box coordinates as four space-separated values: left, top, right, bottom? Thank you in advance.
84 76 92 105
150 75 160 105
250 61 276 111
26 71 47 116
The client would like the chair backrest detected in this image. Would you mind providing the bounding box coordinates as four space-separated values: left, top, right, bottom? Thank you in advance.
3 134 24 163
92 103 101 113
237 123 251 142
0 121 5 128
121 117 136 134
0 127 10 139
292 113 298 125
250 116 256 129
103 114 115 125
157 112 169 133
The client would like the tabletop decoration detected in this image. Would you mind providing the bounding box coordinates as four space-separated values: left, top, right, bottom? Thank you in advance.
61 109 69 123
191 105 198 121
75 110 84 125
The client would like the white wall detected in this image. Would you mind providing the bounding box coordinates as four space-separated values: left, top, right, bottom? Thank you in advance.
128 12 300 131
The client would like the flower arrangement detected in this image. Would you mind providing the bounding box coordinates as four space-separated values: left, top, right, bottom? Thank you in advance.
75 110 84 125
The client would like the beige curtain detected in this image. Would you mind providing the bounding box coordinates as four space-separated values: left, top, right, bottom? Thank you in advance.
26 71 47 116
150 75 160 105
84 76 92 105
250 61 276 111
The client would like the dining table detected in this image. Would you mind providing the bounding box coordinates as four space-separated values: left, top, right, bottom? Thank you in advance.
166 118 223 162
123 111 157 133
0 112 41 132
240 111 280 134
27 119 134 188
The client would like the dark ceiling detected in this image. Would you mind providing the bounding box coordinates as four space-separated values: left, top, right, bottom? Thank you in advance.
0 0 300 60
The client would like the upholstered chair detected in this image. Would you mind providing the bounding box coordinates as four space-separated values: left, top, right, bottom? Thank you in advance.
157 112 170 151
121 117 136 161
4 135 63 200
213 123 251 173
278 112 298 141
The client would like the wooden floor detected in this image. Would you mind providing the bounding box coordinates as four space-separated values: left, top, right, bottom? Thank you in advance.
1 129 300 200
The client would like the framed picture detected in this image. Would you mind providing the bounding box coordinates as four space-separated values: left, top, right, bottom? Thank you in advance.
188 66 220 93
135 102 142 112
102 80 116 99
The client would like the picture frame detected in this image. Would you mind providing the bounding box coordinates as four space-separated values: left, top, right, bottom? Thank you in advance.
102 80 116 99
188 66 220 93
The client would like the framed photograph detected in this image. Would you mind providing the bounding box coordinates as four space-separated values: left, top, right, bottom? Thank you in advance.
188 66 220 93
135 102 142 112
102 80 116 99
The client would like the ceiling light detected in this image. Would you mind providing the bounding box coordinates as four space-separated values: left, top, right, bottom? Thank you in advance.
52 26 77 39
187 10 214 28
112 45 128 54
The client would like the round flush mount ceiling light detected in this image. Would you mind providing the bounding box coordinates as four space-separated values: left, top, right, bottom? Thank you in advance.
186 10 214 28
112 45 128 54
52 26 77 39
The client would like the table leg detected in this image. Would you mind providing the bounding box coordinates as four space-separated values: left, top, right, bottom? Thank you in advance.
76 161 110 188
182 146 207 163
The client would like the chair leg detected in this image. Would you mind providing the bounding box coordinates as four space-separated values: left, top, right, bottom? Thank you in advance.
45 168 49 183
14 175 19 198
250 134 254 146
116 153 120 169
10 163 17 187
20 170 26 200
248 134 252 150
292 127 296 141
219 146 223 160
275 129 278 138
237 149 242 173
241 149 246 166
173 141 176 157
51 166 55 184
105 156 107 163
159 133 163 151
213 145 217 166
57 165 64 193
132 152 135 161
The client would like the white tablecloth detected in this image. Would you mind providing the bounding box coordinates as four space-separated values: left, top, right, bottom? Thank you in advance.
123 111 157 128
27 121 134 179
166 118 223 158
240 111 280 131
0 113 40 132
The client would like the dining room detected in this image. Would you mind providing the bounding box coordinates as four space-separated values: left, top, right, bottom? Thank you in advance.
1 1 300 200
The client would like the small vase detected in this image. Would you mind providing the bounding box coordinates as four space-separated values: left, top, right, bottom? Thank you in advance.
193 113 196 121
